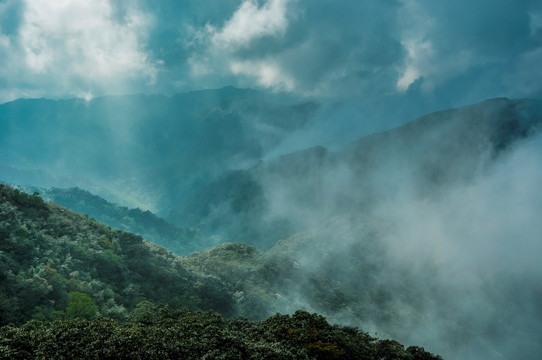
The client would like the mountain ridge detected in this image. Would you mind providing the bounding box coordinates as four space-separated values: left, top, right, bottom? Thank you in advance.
168 97 542 248
0 87 319 213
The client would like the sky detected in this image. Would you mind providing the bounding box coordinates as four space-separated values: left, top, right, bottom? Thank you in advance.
1 0 541 110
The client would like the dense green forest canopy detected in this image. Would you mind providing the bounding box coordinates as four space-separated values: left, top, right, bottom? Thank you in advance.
16 186 202 254
0 306 441 360
0 183 233 324
0 183 442 359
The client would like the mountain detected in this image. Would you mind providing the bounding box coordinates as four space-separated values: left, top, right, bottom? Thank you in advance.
165 97 542 359
168 97 542 248
0 183 443 359
0 183 235 324
0 87 318 213
15 186 202 254
3 95 542 359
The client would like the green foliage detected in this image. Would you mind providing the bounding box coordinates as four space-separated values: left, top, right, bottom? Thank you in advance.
97 235 114 250
0 183 444 358
0 308 442 360
22 186 199 254
0 184 225 325
65 292 99 320
132 300 156 321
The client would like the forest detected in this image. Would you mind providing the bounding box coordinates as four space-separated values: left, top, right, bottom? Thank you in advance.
0 183 442 359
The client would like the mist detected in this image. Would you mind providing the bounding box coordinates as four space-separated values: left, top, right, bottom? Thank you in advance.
369 133 542 358
228 100 542 359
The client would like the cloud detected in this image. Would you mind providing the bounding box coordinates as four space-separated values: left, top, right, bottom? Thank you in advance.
22 0 150 74
230 59 295 91
367 133 542 357
394 1 474 93
394 0 541 97
396 39 433 91
210 0 292 49
530 9 542 36
252 105 542 358
503 47 542 97
186 0 404 98
182 0 542 112
1 0 542 112
0 0 158 102
186 0 297 91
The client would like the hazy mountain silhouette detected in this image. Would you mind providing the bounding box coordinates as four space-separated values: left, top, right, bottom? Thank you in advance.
0 87 318 213
169 97 542 248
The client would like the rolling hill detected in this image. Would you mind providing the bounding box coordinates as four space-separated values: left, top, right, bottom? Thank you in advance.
15 186 202 254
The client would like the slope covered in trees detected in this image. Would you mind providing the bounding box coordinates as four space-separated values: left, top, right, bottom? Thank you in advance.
0 183 234 324
0 183 442 359
0 307 441 360
17 186 202 254
3 97 542 359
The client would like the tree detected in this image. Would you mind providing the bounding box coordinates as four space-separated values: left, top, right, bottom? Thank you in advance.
65 292 99 320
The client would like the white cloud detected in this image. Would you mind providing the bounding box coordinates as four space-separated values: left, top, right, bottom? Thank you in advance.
503 47 542 97
396 39 433 91
187 0 296 92
0 0 158 102
529 10 542 36
210 0 292 50
395 1 482 93
22 0 156 78
0 32 9 48
379 133 542 282
2 0 538 104
230 58 295 91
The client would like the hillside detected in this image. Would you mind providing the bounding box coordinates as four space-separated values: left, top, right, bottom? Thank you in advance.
3 97 542 359
0 308 441 360
0 183 442 359
168 97 542 248
0 183 234 324
16 186 203 254
166 98 542 359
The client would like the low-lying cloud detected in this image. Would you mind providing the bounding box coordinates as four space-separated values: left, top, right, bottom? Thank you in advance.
243 101 542 359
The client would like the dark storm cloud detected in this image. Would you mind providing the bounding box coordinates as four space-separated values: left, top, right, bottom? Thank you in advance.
0 0 25 36
180 0 542 103
184 0 404 97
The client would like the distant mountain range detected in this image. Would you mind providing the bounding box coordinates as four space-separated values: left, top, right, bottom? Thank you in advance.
5 94 542 252
4 96 542 251
0 87 318 213
169 97 542 248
